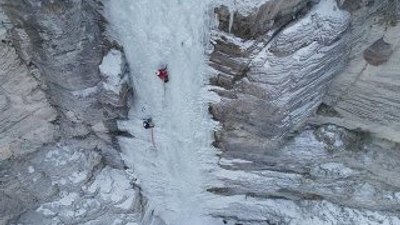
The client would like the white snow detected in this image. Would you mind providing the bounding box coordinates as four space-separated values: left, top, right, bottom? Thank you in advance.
28 166 35 173
52 178 66 186
69 171 87 184
219 158 253 166
282 0 344 35
88 167 137 210
58 192 78 206
71 86 98 97
211 30 255 50
99 49 124 94
207 196 400 225
106 1 220 224
36 206 56 216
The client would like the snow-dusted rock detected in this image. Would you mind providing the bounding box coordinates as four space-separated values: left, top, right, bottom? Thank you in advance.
210 0 351 148
317 2 400 143
100 49 126 94
1 0 400 224
0 1 136 224
215 0 315 39
1 138 140 225
210 125 400 224
209 0 400 224
0 17 57 161
30 167 140 225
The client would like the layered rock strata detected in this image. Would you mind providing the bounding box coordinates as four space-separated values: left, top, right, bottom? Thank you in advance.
0 1 139 224
210 0 351 151
208 0 400 224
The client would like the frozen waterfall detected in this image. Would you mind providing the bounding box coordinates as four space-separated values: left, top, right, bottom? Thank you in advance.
105 1 220 224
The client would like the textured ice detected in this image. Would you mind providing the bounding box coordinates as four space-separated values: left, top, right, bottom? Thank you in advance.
106 0 220 224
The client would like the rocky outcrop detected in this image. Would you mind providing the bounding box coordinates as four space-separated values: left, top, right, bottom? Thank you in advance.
215 0 314 39
363 38 393 66
210 0 351 150
0 1 137 224
0 12 59 223
1 0 399 224
0 25 57 161
209 0 400 224
1 0 132 134
210 125 400 224
2 141 143 225
317 1 400 144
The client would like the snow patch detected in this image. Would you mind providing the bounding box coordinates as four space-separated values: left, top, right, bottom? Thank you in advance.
99 49 125 94
28 166 35 173
71 86 98 98
58 192 78 206
88 167 137 210
211 30 255 50
36 206 56 216
69 171 87 184
219 158 253 166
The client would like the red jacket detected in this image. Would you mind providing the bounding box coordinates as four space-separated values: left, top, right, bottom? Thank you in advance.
156 69 169 81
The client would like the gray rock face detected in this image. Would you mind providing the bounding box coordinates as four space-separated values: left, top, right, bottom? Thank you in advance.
210 0 351 149
210 126 400 225
0 1 137 224
209 0 400 224
2 0 131 126
0 29 57 160
319 0 400 143
1 0 400 224
3 141 142 225
363 38 393 66
215 0 314 39
5 0 102 90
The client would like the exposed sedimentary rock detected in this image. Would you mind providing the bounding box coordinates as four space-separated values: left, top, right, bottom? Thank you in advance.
2 0 132 128
209 0 400 224
318 0 400 143
0 1 138 224
363 38 393 66
210 0 351 150
1 0 400 224
0 27 57 161
3 142 142 225
216 0 314 39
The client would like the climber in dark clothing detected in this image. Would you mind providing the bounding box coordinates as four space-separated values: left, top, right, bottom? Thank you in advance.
143 118 155 129
143 118 156 148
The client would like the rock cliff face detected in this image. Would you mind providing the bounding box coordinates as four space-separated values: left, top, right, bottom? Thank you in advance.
209 0 400 224
0 1 139 224
317 0 400 143
210 0 351 148
1 0 400 224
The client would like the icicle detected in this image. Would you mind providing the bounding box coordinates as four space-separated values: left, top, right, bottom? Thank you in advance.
228 0 236 33
228 9 234 33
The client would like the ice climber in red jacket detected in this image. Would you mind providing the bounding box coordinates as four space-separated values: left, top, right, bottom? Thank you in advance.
155 65 169 83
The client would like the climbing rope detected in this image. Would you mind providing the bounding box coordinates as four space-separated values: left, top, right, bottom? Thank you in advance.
150 128 157 149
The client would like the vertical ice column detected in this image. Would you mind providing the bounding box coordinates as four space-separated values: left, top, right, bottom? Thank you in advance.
105 0 219 224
